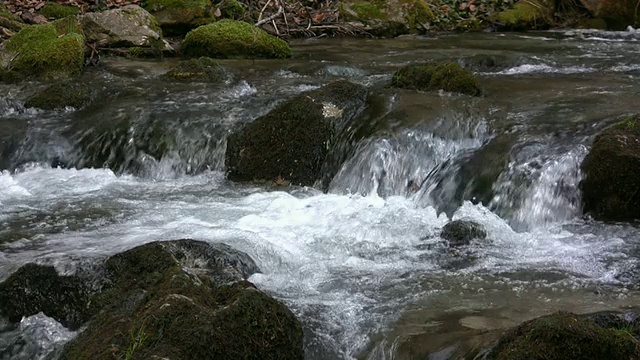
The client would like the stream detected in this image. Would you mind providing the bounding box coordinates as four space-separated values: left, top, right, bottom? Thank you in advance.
1 29 640 359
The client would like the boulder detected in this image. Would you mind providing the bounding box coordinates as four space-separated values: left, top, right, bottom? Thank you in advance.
181 19 291 59
485 312 640 360
0 264 96 329
580 0 638 30
80 5 172 57
225 80 369 189
59 239 303 360
39 3 80 19
441 219 487 246
0 117 27 171
581 116 640 221
24 81 95 110
165 56 229 82
391 61 482 96
488 0 554 30
339 0 434 37
144 0 214 35
0 18 84 79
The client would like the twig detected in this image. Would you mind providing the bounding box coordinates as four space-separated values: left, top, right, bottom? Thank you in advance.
256 0 284 27
257 0 272 24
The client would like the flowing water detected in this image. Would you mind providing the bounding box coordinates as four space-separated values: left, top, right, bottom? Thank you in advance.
1 29 640 359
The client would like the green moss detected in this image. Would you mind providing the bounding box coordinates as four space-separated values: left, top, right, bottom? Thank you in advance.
144 0 213 35
391 61 482 96
181 19 292 59
217 0 245 19
405 0 434 31
5 21 84 79
489 0 551 29
487 312 640 360
40 3 80 19
575 18 608 30
25 81 94 110
166 57 228 82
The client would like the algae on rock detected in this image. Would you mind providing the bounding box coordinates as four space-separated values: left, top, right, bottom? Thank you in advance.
1 20 84 79
391 61 482 96
182 19 292 59
486 312 640 360
165 57 229 82
25 81 95 110
581 115 640 221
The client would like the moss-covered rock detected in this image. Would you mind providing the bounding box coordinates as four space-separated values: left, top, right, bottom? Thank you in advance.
339 0 434 37
80 5 172 56
486 312 640 360
215 0 245 19
488 0 554 30
579 0 639 30
24 81 95 110
1 19 84 79
182 19 291 59
0 264 95 329
225 80 369 189
40 2 80 19
581 115 640 221
575 17 608 29
60 239 303 360
441 219 487 246
0 117 28 171
144 0 214 35
391 61 482 96
165 56 229 82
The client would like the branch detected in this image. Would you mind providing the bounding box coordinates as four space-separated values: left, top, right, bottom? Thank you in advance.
255 0 284 27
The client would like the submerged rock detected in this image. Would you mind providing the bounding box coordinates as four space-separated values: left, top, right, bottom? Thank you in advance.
0 117 27 171
0 18 84 79
81 5 172 57
181 19 292 59
485 312 640 360
581 116 640 221
25 81 95 110
441 219 487 246
165 57 229 82
225 80 369 189
144 0 214 35
391 61 482 96
339 0 434 37
488 0 553 30
579 0 639 30
59 239 303 360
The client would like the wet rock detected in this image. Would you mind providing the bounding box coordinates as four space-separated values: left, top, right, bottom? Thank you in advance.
339 0 434 37
488 0 553 30
181 19 291 59
24 81 95 110
39 3 80 19
225 80 369 189
485 312 640 360
60 239 304 360
458 54 513 73
0 117 28 171
441 219 487 246
165 57 229 82
391 61 482 96
144 0 214 35
0 264 95 329
581 116 640 221
579 0 639 30
81 5 172 57
0 18 84 79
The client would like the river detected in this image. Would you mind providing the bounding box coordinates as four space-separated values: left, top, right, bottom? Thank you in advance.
1 29 640 359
